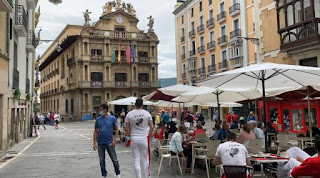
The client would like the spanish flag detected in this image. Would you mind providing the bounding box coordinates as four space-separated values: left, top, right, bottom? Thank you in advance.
118 44 121 63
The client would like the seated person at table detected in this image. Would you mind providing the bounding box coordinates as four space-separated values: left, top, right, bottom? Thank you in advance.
214 132 251 174
248 120 265 148
169 124 192 173
236 124 256 145
276 145 319 178
153 121 166 156
210 124 221 140
218 123 230 142
165 121 177 139
230 121 238 129
189 121 205 139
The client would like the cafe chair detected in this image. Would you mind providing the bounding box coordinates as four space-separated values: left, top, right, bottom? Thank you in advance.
158 153 183 176
195 133 208 140
192 140 220 178
247 138 264 154
277 134 298 154
222 165 253 178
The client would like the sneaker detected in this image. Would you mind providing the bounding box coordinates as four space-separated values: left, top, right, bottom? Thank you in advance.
117 174 121 178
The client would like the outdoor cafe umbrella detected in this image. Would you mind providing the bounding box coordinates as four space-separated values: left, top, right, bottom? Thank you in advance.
108 96 155 106
142 84 197 101
172 86 262 120
198 62 320 147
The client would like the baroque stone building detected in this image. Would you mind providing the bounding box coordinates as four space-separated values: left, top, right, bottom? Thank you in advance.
39 1 159 121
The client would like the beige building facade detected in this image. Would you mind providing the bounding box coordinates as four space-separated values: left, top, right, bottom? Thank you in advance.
173 0 300 85
39 2 159 121
0 0 39 158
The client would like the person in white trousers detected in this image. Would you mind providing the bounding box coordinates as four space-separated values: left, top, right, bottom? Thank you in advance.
125 99 154 178
277 147 318 178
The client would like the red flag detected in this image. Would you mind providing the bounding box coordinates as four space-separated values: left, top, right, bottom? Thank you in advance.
126 45 131 64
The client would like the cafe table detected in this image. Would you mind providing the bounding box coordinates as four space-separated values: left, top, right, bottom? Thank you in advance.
250 154 288 177
190 140 208 174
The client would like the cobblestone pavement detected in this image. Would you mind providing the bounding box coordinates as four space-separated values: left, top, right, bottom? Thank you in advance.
0 122 213 178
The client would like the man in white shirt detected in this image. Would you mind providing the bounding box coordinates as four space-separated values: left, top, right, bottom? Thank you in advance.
38 114 46 130
54 112 60 129
125 99 154 178
248 120 265 149
214 132 250 174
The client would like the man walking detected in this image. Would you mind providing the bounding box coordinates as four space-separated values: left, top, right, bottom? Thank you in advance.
38 114 46 130
93 104 121 178
125 99 154 178
54 112 60 129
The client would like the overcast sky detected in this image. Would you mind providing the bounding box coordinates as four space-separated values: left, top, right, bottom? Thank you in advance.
36 0 177 78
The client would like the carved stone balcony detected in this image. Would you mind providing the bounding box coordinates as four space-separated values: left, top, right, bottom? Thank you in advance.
206 18 215 28
219 60 228 72
207 41 216 50
218 35 228 46
197 24 205 34
14 4 28 37
208 64 216 73
189 50 196 57
198 67 206 75
198 45 205 54
230 56 243 68
230 29 241 41
27 30 36 52
189 30 195 38
182 73 186 79
181 36 185 43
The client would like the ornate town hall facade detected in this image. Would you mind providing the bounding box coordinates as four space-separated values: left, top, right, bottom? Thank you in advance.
39 1 159 120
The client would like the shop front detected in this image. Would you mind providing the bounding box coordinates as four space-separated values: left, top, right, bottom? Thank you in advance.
258 100 320 134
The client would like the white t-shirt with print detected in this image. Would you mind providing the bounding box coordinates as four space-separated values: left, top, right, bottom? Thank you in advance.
215 141 249 166
54 114 60 121
125 109 152 138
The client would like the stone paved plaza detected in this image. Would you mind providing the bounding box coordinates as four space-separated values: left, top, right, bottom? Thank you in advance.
0 122 212 178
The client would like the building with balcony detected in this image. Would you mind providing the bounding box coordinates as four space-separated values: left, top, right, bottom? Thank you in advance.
0 0 39 158
39 2 159 120
174 0 256 85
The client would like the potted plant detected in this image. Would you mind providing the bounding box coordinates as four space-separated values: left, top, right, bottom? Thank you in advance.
14 89 21 100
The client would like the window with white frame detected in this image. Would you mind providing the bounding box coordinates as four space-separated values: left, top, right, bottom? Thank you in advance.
220 2 225 12
191 8 194 18
210 31 215 42
221 26 226 36
181 15 184 24
209 9 214 19
210 54 216 65
233 19 240 30
228 42 242 59
222 50 227 61
188 58 197 71
181 28 185 37
199 1 203 12
183 64 186 73
191 21 195 30
182 46 185 55
201 58 205 68
200 16 204 25
209 0 212 5
200 36 204 46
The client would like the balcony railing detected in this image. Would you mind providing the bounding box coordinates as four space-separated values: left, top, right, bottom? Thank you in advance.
197 24 205 33
189 30 195 38
230 56 243 68
206 18 215 28
229 3 240 16
230 29 241 39
115 81 128 87
181 54 185 60
139 57 150 63
217 11 226 22
198 45 205 54
15 4 27 31
139 81 150 87
181 36 185 43
207 41 216 50
87 30 149 40
90 55 103 61
208 64 216 73
189 69 197 77
219 60 228 70
26 78 30 94
13 68 19 89
91 81 103 88
27 30 35 47
189 50 196 56
182 73 186 79
218 35 228 45
198 67 206 75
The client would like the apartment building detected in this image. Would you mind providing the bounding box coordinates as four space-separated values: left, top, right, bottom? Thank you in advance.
174 0 259 85
39 2 159 121
0 0 39 158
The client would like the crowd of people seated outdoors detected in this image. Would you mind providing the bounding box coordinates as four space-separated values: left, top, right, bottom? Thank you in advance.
150 109 320 177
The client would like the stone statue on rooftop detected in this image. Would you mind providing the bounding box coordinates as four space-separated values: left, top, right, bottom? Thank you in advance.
122 2 126 10
147 15 154 32
116 0 121 10
83 9 91 26
102 2 113 15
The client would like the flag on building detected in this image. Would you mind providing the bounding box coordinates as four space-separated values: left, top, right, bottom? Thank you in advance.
111 46 115 63
126 45 131 64
118 44 121 63
131 44 135 64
